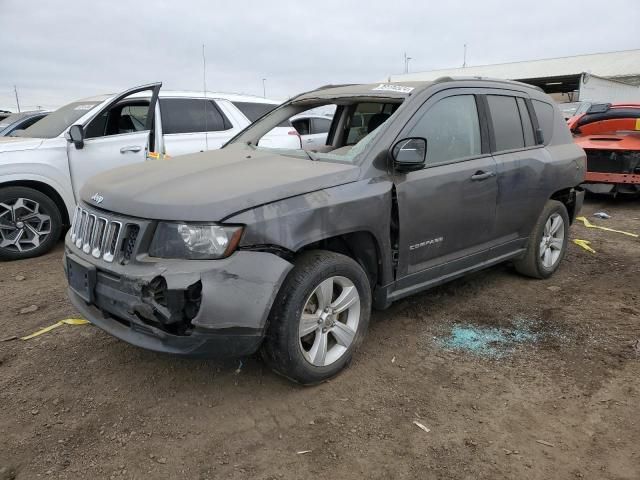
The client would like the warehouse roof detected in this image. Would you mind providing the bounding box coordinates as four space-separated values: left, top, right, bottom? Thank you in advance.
388 49 640 83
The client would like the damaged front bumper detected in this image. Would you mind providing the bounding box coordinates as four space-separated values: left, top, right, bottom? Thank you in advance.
64 237 293 357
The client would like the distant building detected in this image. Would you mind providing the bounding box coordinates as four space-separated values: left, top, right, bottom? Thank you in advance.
387 49 640 103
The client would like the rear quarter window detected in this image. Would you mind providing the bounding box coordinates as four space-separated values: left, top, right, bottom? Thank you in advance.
232 101 277 122
531 100 555 144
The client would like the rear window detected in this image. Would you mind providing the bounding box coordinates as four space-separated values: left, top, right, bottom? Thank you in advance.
532 100 555 144
487 95 525 152
232 101 277 122
160 98 231 134
312 117 331 134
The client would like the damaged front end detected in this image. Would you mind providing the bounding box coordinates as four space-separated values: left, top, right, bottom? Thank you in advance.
64 204 293 357
137 276 203 335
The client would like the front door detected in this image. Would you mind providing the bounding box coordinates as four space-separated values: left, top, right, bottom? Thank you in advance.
67 83 161 198
394 91 498 290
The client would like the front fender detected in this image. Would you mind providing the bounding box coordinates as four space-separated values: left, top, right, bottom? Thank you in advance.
0 141 75 219
226 179 394 284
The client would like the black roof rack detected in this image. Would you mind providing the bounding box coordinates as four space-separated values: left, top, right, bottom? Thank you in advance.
432 76 544 92
311 83 359 92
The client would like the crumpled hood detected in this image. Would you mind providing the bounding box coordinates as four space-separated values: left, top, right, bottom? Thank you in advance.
0 136 44 152
81 146 360 221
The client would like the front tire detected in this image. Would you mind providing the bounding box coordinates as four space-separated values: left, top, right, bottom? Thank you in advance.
514 200 569 279
0 186 63 261
262 250 372 385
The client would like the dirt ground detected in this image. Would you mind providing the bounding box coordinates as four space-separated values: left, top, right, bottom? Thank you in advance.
1 196 639 480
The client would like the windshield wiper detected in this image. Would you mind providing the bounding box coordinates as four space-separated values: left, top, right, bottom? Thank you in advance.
304 149 317 161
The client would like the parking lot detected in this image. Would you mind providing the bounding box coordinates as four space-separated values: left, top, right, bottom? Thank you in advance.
0 195 637 480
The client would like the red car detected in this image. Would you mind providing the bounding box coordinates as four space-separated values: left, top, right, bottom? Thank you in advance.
568 103 640 195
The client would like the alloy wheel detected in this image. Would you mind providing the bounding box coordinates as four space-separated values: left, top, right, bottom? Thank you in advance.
299 276 361 367
539 212 565 269
0 197 52 253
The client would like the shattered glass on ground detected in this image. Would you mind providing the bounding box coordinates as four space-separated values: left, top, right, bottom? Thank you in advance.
436 318 540 358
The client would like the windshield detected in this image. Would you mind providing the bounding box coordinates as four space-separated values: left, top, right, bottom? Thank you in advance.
229 98 402 164
0 112 30 129
16 100 102 138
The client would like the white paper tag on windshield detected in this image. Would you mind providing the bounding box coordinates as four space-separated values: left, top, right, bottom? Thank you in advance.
372 84 414 94
74 104 95 111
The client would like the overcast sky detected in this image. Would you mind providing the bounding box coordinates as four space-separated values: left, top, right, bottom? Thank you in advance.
1 0 638 111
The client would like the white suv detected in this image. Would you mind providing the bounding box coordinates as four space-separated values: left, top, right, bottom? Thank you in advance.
0 82 291 260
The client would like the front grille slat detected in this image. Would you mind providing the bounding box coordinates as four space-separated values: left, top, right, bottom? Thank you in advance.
69 207 137 264
90 217 107 258
75 211 88 248
103 222 122 263
70 206 81 243
82 215 96 253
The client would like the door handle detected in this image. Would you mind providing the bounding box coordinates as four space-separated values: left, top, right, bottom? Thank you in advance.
470 170 496 181
120 146 142 154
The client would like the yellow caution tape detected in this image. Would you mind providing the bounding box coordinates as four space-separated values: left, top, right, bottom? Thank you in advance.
20 318 90 341
573 239 596 253
148 152 171 160
575 216 638 238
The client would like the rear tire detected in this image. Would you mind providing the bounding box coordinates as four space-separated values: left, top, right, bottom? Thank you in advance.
262 250 371 385
514 200 569 279
0 186 62 261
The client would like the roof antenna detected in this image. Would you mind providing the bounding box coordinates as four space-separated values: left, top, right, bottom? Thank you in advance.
202 44 209 151
14 85 21 113
463 44 467 68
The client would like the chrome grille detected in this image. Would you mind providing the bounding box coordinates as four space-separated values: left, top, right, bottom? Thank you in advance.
70 206 125 263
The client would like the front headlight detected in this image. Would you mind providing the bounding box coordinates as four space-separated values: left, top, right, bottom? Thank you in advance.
149 223 243 259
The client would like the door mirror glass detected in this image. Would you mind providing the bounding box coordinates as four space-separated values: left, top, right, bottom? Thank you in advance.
67 124 85 149
392 137 426 170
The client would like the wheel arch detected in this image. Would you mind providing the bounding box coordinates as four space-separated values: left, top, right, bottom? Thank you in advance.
0 179 71 227
295 230 385 291
550 187 581 224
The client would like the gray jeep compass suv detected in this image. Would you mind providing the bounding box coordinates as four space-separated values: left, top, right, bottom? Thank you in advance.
64 78 585 384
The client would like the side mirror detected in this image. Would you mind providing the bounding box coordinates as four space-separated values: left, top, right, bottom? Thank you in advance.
392 137 426 171
67 124 85 149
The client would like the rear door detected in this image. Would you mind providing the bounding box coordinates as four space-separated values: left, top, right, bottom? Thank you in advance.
67 83 161 198
160 98 234 156
483 92 549 257
300 117 331 149
394 90 498 288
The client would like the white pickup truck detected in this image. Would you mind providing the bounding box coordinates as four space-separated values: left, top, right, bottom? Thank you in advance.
0 82 294 260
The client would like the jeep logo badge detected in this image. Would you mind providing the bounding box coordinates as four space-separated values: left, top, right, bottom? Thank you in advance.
91 193 104 204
